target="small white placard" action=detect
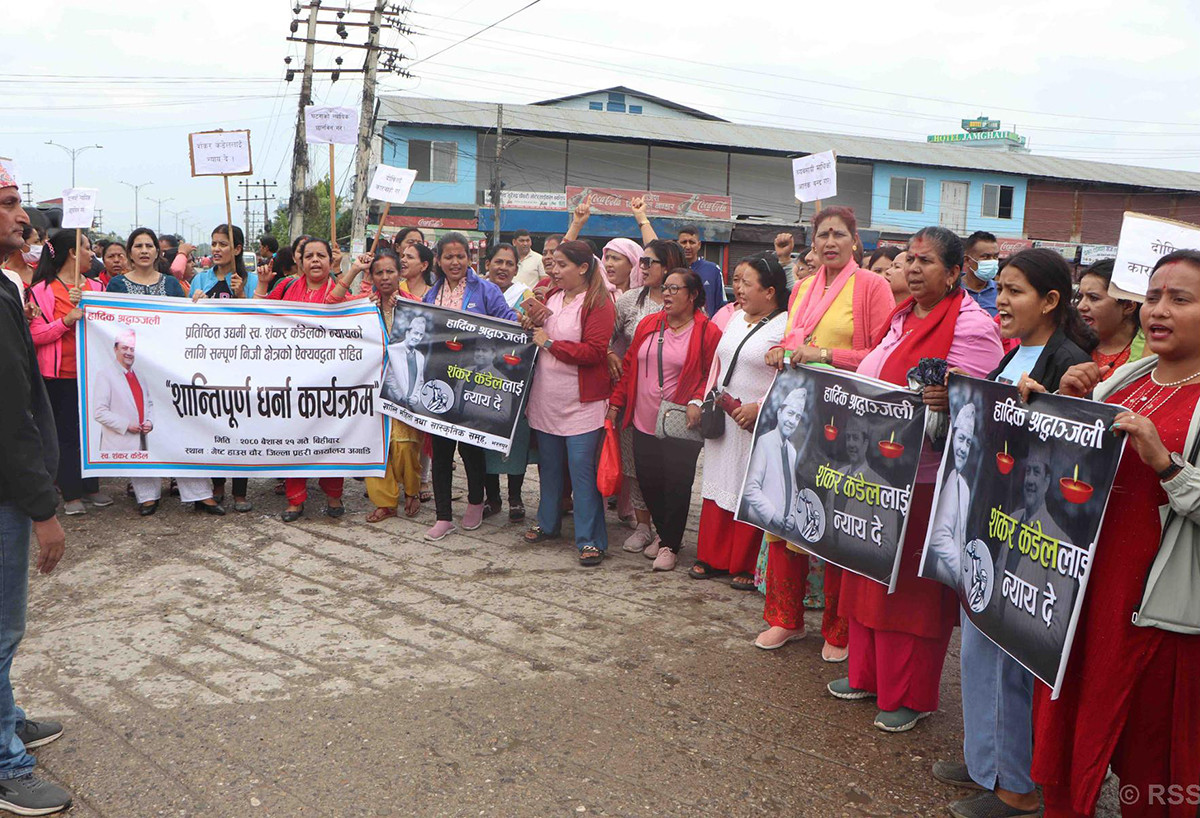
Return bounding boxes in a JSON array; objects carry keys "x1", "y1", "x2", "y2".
[
  {"x1": 61, "y1": 188, "x2": 99, "y2": 229},
  {"x1": 305, "y1": 106, "x2": 361, "y2": 145},
  {"x1": 367, "y1": 165, "x2": 418, "y2": 204},
  {"x1": 1111, "y1": 211, "x2": 1200, "y2": 298},
  {"x1": 792, "y1": 150, "x2": 838, "y2": 203},
  {"x1": 189, "y1": 130, "x2": 252, "y2": 176}
]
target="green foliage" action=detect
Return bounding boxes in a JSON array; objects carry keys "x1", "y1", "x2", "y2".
[{"x1": 266, "y1": 175, "x2": 349, "y2": 245}]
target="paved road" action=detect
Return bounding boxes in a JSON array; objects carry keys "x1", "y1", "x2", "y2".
[{"x1": 17, "y1": 469, "x2": 1117, "y2": 817}]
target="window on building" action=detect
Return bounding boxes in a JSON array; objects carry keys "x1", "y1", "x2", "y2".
[
  {"x1": 889, "y1": 177, "x2": 925, "y2": 212},
  {"x1": 588, "y1": 101, "x2": 603, "y2": 111},
  {"x1": 982, "y1": 184, "x2": 1015, "y2": 219},
  {"x1": 608, "y1": 91, "x2": 626, "y2": 104},
  {"x1": 607, "y1": 102, "x2": 626, "y2": 112},
  {"x1": 629, "y1": 105, "x2": 643, "y2": 114},
  {"x1": 408, "y1": 139, "x2": 458, "y2": 183}
]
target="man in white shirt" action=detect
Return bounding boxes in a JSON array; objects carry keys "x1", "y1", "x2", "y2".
[{"x1": 512, "y1": 229, "x2": 544, "y2": 288}]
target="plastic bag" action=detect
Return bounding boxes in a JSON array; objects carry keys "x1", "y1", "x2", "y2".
[{"x1": 596, "y1": 419, "x2": 623, "y2": 496}]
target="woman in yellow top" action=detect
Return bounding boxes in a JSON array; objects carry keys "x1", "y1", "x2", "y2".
[{"x1": 756, "y1": 206, "x2": 895, "y2": 661}]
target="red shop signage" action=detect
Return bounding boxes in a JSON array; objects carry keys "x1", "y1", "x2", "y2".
[{"x1": 565, "y1": 186, "x2": 732, "y2": 221}]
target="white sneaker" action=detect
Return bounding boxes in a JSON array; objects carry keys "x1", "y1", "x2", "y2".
[
  {"x1": 643, "y1": 537, "x2": 662, "y2": 559},
  {"x1": 622, "y1": 525, "x2": 655, "y2": 553},
  {"x1": 63, "y1": 500, "x2": 86, "y2": 516},
  {"x1": 652, "y1": 548, "x2": 676, "y2": 572},
  {"x1": 82, "y1": 492, "x2": 113, "y2": 507}
]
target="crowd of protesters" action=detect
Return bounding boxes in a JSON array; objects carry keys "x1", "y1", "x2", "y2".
[{"x1": 1, "y1": 157, "x2": 1196, "y2": 817}]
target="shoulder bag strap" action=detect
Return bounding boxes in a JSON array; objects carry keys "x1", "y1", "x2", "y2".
[{"x1": 721, "y1": 310, "x2": 782, "y2": 388}]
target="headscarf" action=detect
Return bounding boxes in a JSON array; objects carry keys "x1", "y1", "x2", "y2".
[{"x1": 603, "y1": 238, "x2": 644, "y2": 290}]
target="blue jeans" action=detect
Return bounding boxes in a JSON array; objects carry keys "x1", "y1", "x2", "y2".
[
  {"x1": 535, "y1": 429, "x2": 607, "y2": 552},
  {"x1": 960, "y1": 609, "x2": 1034, "y2": 793},
  {"x1": 0, "y1": 504, "x2": 35, "y2": 779}
]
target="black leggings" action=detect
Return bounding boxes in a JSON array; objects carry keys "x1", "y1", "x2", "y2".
[
  {"x1": 484, "y1": 473, "x2": 525, "y2": 506},
  {"x1": 44, "y1": 378, "x2": 98, "y2": 502},
  {"x1": 212, "y1": 477, "x2": 248, "y2": 498},
  {"x1": 632, "y1": 429, "x2": 702, "y2": 553},
  {"x1": 432, "y1": 435, "x2": 486, "y2": 521}
]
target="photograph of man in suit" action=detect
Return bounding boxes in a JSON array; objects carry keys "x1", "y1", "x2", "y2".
[
  {"x1": 382, "y1": 311, "x2": 430, "y2": 409},
  {"x1": 92, "y1": 329, "x2": 153, "y2": 452},
  {"x1": 741, "y1": 385, "x2": 812, "y2": 539}
]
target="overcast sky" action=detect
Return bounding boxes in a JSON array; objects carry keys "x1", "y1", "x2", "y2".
[{"x1": 7, "y1": 0, "x2": 1200, "y2": 241}]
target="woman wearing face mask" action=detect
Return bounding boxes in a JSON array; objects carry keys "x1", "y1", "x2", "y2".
[
  {"x1": 929, "y1": 249, "x2": 1093, "y2": 818},
  {"x1": 257, "y1": 238, "x2": 346, "y2": 521},
  {"x1": 28, "y1": 230, "x2": 109, "y2": 516},
  {"x1": 482, "y1": 243, "x2": 536, "y2": 521},
  {"x1": 610, "y1": 239, "x2": 686, "y2": 552},
  {"x1": 1017, "y1": 250, "x2": 1200, "y2": 818},
  {"x1": 105, "y1": 227, "x2": 223, "y2": 516},
  {"x1": 422, "y1": 232, "x2": 519, "y2": 541},
  {"x1": 758, "y1": 207, "x2": 894, "y2": 661},
  {"x1": 1074, "y1": 259, "x2": 1145, "y2": 379},
  {"x1": 834, "y1": 226, "x2": 1003, "y2": 734}
]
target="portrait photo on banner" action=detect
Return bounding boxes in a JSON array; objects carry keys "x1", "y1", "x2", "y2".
[
  {"x1": 378, "y1": 300, "x2": 538, "y2": 454},
  {"x1": 736, "y1": 366, "x2": 926, "y2": 590},
  {"x1": 920, "y1": 374, "x2": 1126, "y2": 694}
]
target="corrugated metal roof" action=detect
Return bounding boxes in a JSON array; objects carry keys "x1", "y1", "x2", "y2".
[{"x1": 378, "y1": 96, "x2": 1200, "y2": 193}]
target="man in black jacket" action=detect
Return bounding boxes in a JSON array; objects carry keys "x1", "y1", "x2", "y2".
[{"x1": 0, "y1": 163, "x2": 73, "y2": 815}]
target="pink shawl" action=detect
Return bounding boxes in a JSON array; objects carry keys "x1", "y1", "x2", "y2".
[{"x1": 787, "y1": 259, "x2": 862, "y2": 343}]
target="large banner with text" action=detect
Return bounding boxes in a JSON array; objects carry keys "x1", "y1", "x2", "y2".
[
  {"x1": 919, "y1": 375, "x2": 1126, "y2": 696},
  {"x1": 78, "y1": 292, "x2": 389, "y2": 477},
  {"x1": 377, "y1": 301, "x2": 537, "y2": 454},
  {"x1": 735, "y1": 366, "x2": 927, "y2": 591}
]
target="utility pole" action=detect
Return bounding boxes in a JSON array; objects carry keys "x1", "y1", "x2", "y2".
[
  {"x1": 120, "y1": 180, "x2": 152, "y2": 228},
  {"x1": 287, "y1": 1, "x2": 321, "y2": 240},
  {"x1": 93, "y1": 210, "x2": 103, "y2": 232},
  {"x1": 237, "y1": 180, "x2": 277, "y2": 238},
  {"x1": 491, "y1": 104, "x2": 503, "y2": 246},
  {"x1": 148, "y1": 196, "x2": 173, "y2": 234},
  {"x1": 284, "y1": 2, "x2": 412, "y2": 242},
  {"x1": 21, "y1": 182, "x2": 33, "y2": 204},
  {"x1": 350, "y1": 0, "x2": 386, "y2": 256}
]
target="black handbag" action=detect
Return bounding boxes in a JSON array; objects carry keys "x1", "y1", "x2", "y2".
[{"x1": 700, "y1": 312, "x2": 779, "y2": 440}]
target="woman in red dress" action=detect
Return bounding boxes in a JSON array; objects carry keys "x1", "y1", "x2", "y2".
[{"x1": 1025, "y1": 250, "x2": 1200, "y2": 817}]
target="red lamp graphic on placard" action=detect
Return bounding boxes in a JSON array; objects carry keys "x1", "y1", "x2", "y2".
[
  {"x1": 824, "y1": 417, "x2": 838, "y2": 441},
  {"x1": 878, "y1": 430, "x2": 904, "y2": 459},
  {"x1": 444, "y1": 335, "x2": 463, "y2": 352},
  {"x1": 503, "y1": 349, "x2": 522, "y2": 365},
  {"x1": 1060, "y1": 464, "x2": 1093, "y2": 504},
  {"x1": 996, "y1": 440, "x2": 1015, "y2": 475}
]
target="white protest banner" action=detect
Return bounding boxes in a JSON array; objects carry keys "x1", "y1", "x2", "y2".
[
  {"x1": 77, "y1": 292, "x2": 389, "y2": 478},
  {"x1": 1111, "y1": 211, "x2": 1200, "y2": 299},
  {"x1": 792, "y1": 150, "x2": 837, "y2": 203},
  {"x1": 188, "y1": 130, "x2": 253, "y2": 177},
  {"x1": 305, "y1": 106, "x2": 361, "y2": 145},
  {"x1": 61, "y1": 188, "x2": 99, "y2": 229},
  {"x1": 367, "y1": 165, "x2": 418, "y2": 205}
]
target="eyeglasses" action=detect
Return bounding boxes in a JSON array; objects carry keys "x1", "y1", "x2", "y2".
[
  {"x1": 638, "y1": 256, "x2": 662, "y2": 269},
  {"x1": 662, "y1": 283, "x2": 687, "y2": 294}
]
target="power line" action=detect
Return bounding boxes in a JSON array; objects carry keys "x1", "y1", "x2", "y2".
[{"x1": 407, "y1": 0, "x2": 544, "y2": 68}]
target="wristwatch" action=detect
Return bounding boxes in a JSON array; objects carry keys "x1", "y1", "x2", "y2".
[
  {"x1": 542, "y1": 339, "x2": 554, "y2": 350},
  {"x1": 819, "y1": 347, "x2": 831, "y2": 365},
  {"x1": 1158, "y1": 452, "x2": 1186, "y2": 481}
]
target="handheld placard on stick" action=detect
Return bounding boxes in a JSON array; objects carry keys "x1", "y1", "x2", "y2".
[
  {"x1": 370, "y1": 202, "x2": 391, "y2": 255},
  {"x1": 61, "y1": 187, "x2": 99, "y2": 287},
  {"x1": 365, "y1": 165, "x2": 419, "y2": 256},
  {"x1": 328, "y1": 143, "x2": 337, "y2": 248},
  {"x1": 187, "y1": 129, "x2": 253, "y2": 285},
  {"x1": 74, "y1": 228, "x2": 82, "y2": 288},
  {"x1": 223, "y1": 176, "x2": 237, "y2": 280}
]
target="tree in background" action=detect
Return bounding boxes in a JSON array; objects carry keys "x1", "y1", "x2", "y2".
[{"x1": 266, "y1": 176, "x2": 351, "y2": 246}]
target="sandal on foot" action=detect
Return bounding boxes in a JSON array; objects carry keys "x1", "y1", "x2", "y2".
[
  {"x1": 730, "y1": 572, "x2": 757, "y2": 591},
  {"x1": 579, "y1": 545, "x2": 604, "y2": 566},
  {"x1": 508, "y1": 503, "x2": 525, "y2": 522},
  {"x1": 367, "y1": 507, "x2": 397, "y2": 523},
  {"x1": 687, "y1": 560, "x2": 726, "y2": 580},
  {"x1": 281, "y1": 503, "x2": 305, "y2": 523},
  {"x1": 523, "y1": 526, "x2": 557, "y2": 543}
]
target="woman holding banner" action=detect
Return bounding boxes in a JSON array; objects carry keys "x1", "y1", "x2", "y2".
[
  {"x1": 610, "y1": 239, "x2": 683, "y2": 551},
  {"x1": 256, "y1": 238, "x2": 346, "y2": 522},
  {"x1": 422, "y1": 232, "x2": 518, "y2": 541},
  {"x1": 757, "y1": 206, "x2": 895, "y2": 661},
  {"x1": 104, "y1": 227, "x2": 224, "y2": 516},
  {"x1": 521, "y1": 240, "x2": 615, "y2": 566},
  {"x1": 607, "y1": 269, "x2": 719, "y2": 571},
  {"x1": 930, "y1": 248, "x2": 1092, "y2": 818},
  {"x1": 28, "y1": 230, "x2": 109, "y2": 515},
  {"x1": 830, "y1": 226, "x2": 1002, "y2": 733},
  {"x1": 690, "y1": 253, "x2": 788, "y2": 588},
  {"x1": 1074, "y1": 258, "x2": 1146, "y2": 379},
  {"x1": 1020, "y1": 250, "x2": 1200, "y2": 818}
]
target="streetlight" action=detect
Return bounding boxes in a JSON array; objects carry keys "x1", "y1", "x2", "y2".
[
  {"x1": 120, "y1": 181, "x2": 153, "y2": 228},
  {"x1": 167, "y1": 209, "x2": 188, "y2": 236},
  {"x1": 148, "y1": 196, "x2": 173, "y2": 235},
  {"x1": 45, "y1": 140, "x2": 102, "y2": 187}
]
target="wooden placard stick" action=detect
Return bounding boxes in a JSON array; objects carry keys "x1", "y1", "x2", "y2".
[
  {"x1": 74, "y1": 228, "x2": 82, "y2": 288},
  {"x1": 369, "y1": 202, "x2": 391, "y2": 255},
  {"x1": 223, "y1": 175, "x2": 238, "y2": 287},
  {"x1": 328, "y1": 143, "x2": 337, "y2": 246}
]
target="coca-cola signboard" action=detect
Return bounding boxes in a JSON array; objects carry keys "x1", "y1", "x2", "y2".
[
  {"x1": 565, "y1": 186, "x2": 732, "y2": 221},
  {"x1": 383, "y1": 214, "x2": 478, "y2": 230},
  {"x1": 997, "y1": 237, "x2": 1034, "y2": 257}
]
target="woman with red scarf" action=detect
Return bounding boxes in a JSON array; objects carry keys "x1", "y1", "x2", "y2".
[
  {"x1": 757, "y1": 206, "x2": 894, "y2": 662},
  {"x1": 831, "y1": 226, "x2": 1003, "y2": 733},
  {"x1": 1023, "y1": 250, "x2": 1200, "y2": 818}
]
